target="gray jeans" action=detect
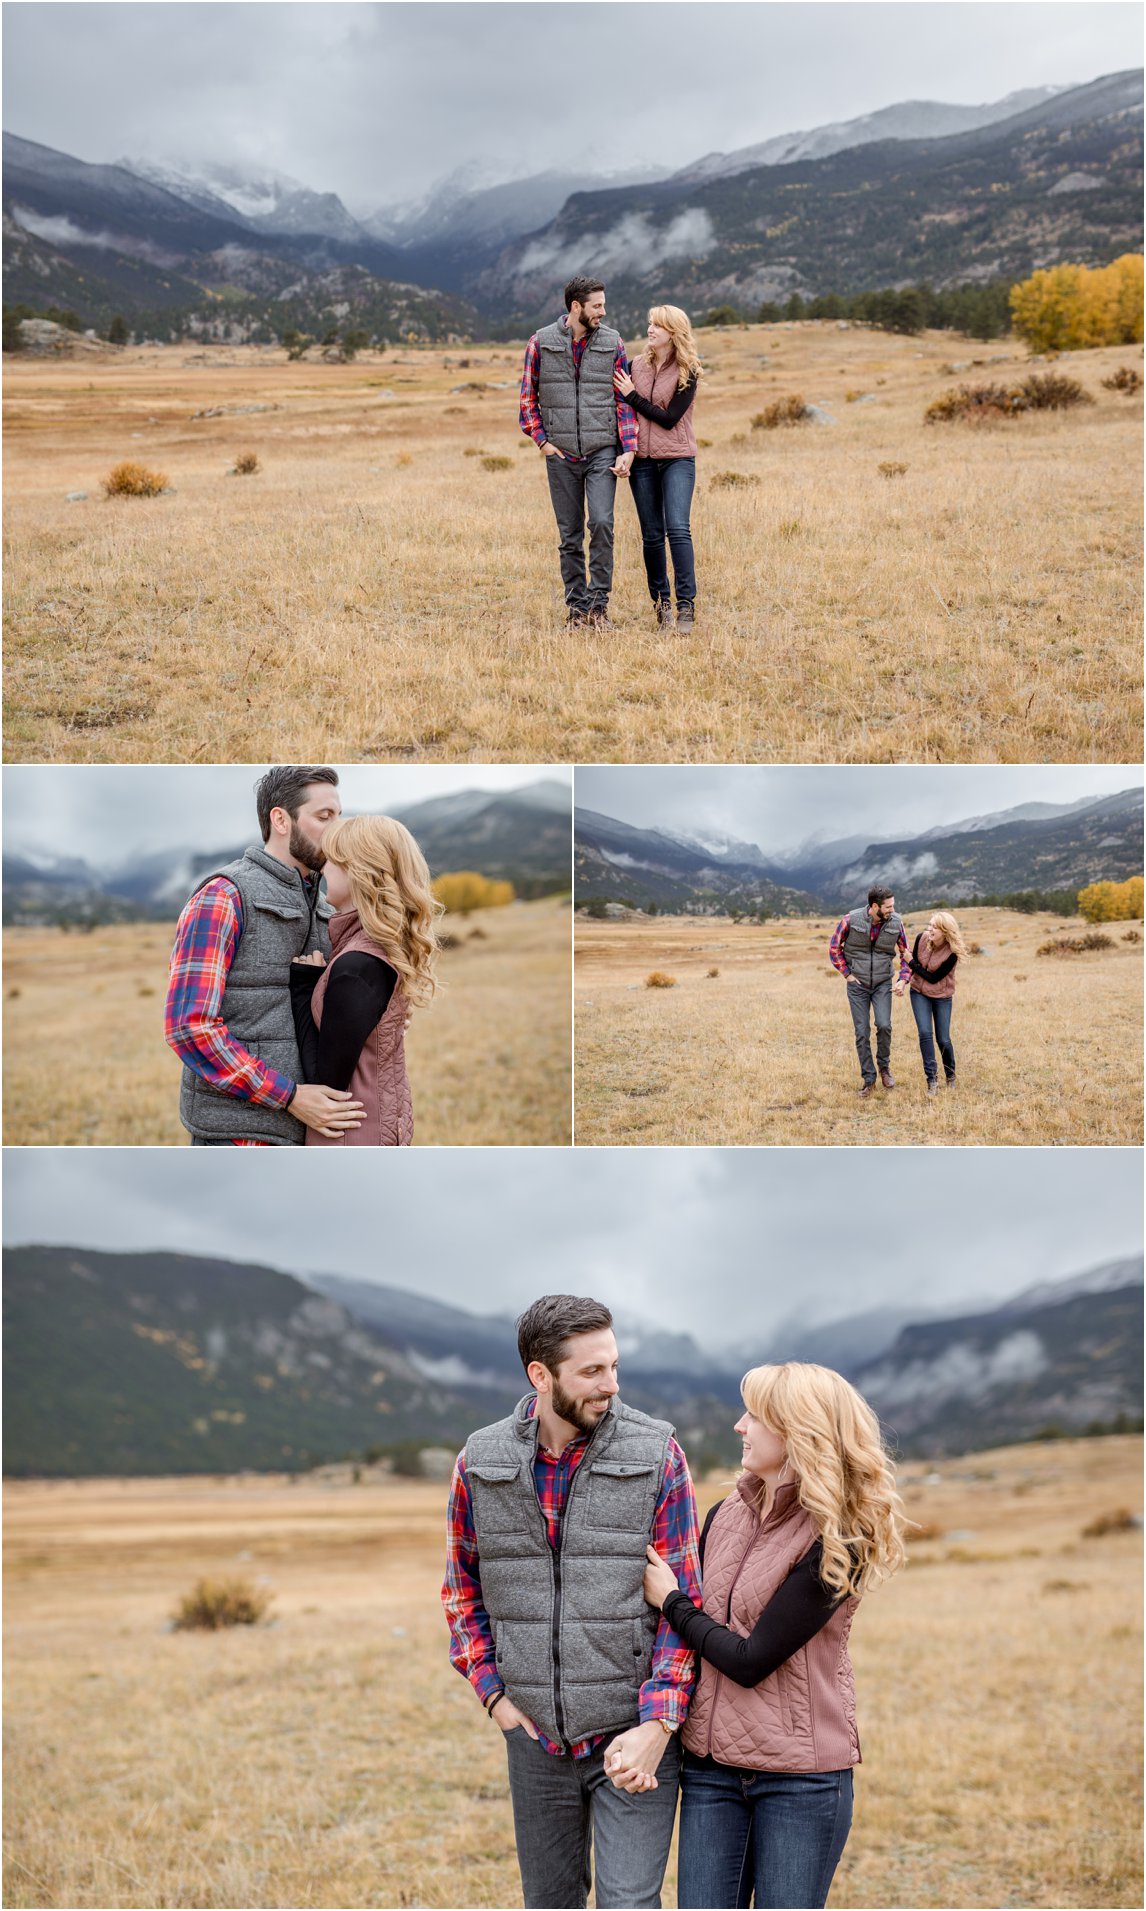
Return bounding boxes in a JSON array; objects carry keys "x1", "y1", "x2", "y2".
[
  {"x1": 545, "y1": 445, "x2": 618, "y2": 611},
  {"x1": 847, "y1": 979, "x2": 893, "y2": 1084},
  {"x1": 505, "y1": 1725, "x2": 680, "y2": 1909}
]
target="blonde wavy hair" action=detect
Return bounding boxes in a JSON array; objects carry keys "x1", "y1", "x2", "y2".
[
  {"x1": 321, "y1": 814, "x2": 442, "y2": 1009},
  {"x1": 926, "y1": 910, "x2": 968, "y2": 960},
  {"x1": 640, "y1": 304, "x2": 704, "y2": 390},
  {"x1": 740, "y1": 1362, "x2": 906, "y2": 1599}
]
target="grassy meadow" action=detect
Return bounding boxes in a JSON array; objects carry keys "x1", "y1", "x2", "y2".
[
  {"x1": 4, "y1": 326, "x2": 1141, "y2": 765},
  {"x1": 573, "y1": 907, "x2": 1144, "y2": 1145},
  {"x1": 3, "y1": 1435, "x2": 1141, "y2": 1909},
  {"x1": 2, "y1": 896, "x2": 571, "y2": 1146}
]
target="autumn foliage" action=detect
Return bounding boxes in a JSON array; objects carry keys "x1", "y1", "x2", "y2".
[
  {"x1": 431, "y1": 871, "x2": 515, "y2": 914},
  {"x1": 1009, "y1": 255, "x2": 1144, "y2": 353},
  {"x1": 1076, "y1": 877, "x2": 1144, "y2": 923}
]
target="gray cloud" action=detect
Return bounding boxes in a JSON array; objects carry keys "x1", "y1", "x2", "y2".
[{"x1": 519, "y1": 211, "x2": 716, "y2": 281}]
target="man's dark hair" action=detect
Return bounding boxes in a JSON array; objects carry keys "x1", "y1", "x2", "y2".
[
  {"x1": 868, "y1": 883, "x2": 895, "y2": 908},
  {"x1": 255, "y1": 765, "x2": 339, "y2": 842},
  {"x1": 516, "y1": 1295, "x2": 614, "y2": 1376},
  {"x1": 564, "y1": 275, "x2": 605, "y2": 313}
]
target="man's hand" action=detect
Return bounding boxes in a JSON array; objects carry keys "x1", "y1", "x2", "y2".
[
  {"x1": 292, "y1": 951, "x2": 327, "y2": 968},
  {"x1": 846, "y1": 974, "x2": 865, "y2": 988},
  {"x1": 288, "y1": 1083, "x2": 365, "y2": 1137},
  {"x1": 604, "y1": 1721, "x2": 672, "y2": 1793},
  {"x1": 643, "y1": 1544, "x2": 680, "y2": 1610},
  {"x1": 893, "y1": 980, "x2": 907, "y2": 997},
  {"x1": 611, "y1": 451, "x2": 634, "y2": 478},
  {"x1": 490, "y1": 1695, "x2": 540, "y2": 1740},
  {"x1": 541, "y1": 442, "x2": 565, "y2": 460}
]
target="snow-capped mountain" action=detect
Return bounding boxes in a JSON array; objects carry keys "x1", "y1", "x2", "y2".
[{"x1": 119, "y1": 155, "x2": 370, "y2": 243}]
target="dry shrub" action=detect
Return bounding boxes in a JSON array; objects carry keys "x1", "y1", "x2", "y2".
[
  {"x1": 778, "y1": 519, "x2": 802, "y2": 541},
  {"x1": 468, "y1": 925, "x2": 488, "y2": 940},
  {"x1": 481, "y1": 455, "x2": 512, "y2": 472},
  {"x1": 878, "y1": 461, "x2": 908, "y2": 478},
  {"x1": 437, "y1": 931, "x2": 461, "y2": 951},
  {"x1": 233, "y1": 450, "x2": 260, "y2": 475},
  {"x1": 395, "y1": 451, "x2": 412, "y2": 467},
  {"x1": 710, "y1": 471, "x2": 759, "y2": 489},
  {"x1": 463, "y1": 447, "x2": 483, "y2": 458},
  {"x1": 753, "y1": 394, "x2": 809, "y2": 429},
  {"x1": 908, "y1": 1520, "x2": 945, "y2": 1541},
  {"x1": 1037, "y1": 931, "x2": 1116, "y2": 956},
  {"x1": 644, "y1": 971, "x2": 677, "y2": 989},
  {"x1": 171, "y1": 1575, "x2": 272, "y2": 1631},
  {"x1": 1017, "y1": 371, "x2": 1094, "y2": 412},
  {"x1": 1082, "y1": 1508, "x2": 1139, "y2": 1539},
  {"x1": 925, "y1": 384, "x2": 1022, "y2": 424},
  {"x1": 101, "y1": 459, "x2": 168, "y2": 497},
  {"x1": 969, "y1": 942, "x2": 984, "y2": 955},
  {"x1": 1122, "y1": 928, "x2": 1141, "y2": 942},
  {"x1": 1101, "y1": 366, "x2": 1143, "y2": 395},
  {"x1": 706, "y1": 966, "x2": 720, "y2": 978}
]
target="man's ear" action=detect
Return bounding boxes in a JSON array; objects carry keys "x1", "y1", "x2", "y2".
[{"x1": 527, "y1": 1359, "x2": 551, "y2": 1397}]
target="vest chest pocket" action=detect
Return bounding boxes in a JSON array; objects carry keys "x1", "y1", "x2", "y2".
[
  {"x1": 586, "y1": 1460, "x2": 657, "y2": 1531},
  {"x1": 468, "y1": 1463, "x2": 527, "y2": 1535}
]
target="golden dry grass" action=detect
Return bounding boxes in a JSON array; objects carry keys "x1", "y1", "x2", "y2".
[
  {"x1": 2, "y1": 898, "x2": 571, "y2": 1146},
  {"x1": 574, "y1": 907, "x2": 1144, "y2": 1145},
  {"x1": 3, "y1": 1435, "x2": 1141, "y2": 1908},
  {"x1": 4, "y1": 328, "x2": 1140, "y2": 764}
]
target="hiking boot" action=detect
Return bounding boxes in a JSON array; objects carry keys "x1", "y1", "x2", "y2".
[
  {"x1": 588, "y1": 607, "x2": 617, "y2": 631},
  {"x1": 927, "y1": 1078, "x2": 940, "y2": 1098},
  {"x1": 879, "y1": 1068, "x2": 896, "y2": 1089},
  {"x1": 655, "y1": 599, "x2": 673, "y2": 628},
  {"x1": 566, "y1": 608, "x2": 588, "y2": 629},
  {"x1": 677, "y1": 601, "x2": 696, "y2": 632},
  {"x1": 858, "y1": 1081, "x2": 875, "y2": 1100},
  {"x1": 945, "y1": 1074, "x2": 956, "y2": 1089}
]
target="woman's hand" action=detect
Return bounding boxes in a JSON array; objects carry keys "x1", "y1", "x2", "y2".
[
  {"x1": 613, "y1": 367, "x2": 635, "y2": 397},
  {"x1": 292, "y1": 951, "x2": 327, "y2": 968},
  {"x1": 643, "y1": 1544, "x2": 680, "y2": 1609}
]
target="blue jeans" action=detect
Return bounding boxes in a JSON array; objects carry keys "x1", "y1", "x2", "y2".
[
  {"x1": 910, "y1": 990, "x2": 955, "y2": 1082},
  {"x1": 677, "y1": 1756, "x2": 853, "y2": 1909},
  {"x1": 629, "y1": 456, "x2": 697, "y2": 607},
  {"x1": 505, "y1": 1725, "x2": 680, "y2": 1908}
]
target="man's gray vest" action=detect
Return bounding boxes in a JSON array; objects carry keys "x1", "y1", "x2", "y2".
[
  {"x1": 842, "y1": 906, "x2": 904, "y2": 990},
  {"x1": 536, "y1": 317, "x2": 622, "y2": 458},
  {"x1": 465, "y1": 1394, "x2": 673, "y2": 1745},
  {"x1": 178, "y1": 846, "x2": 333, "y2": 1144}
]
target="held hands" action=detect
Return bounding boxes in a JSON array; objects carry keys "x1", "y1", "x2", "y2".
[
  {"x1": 292, "y1": 951, "x2": 327, "y2": 968},
  {"x1": 613, "y1": 367, "x2": 635, "y2": 397},
  {"x1": 288, "y1": 1083, "x2": 365, "y2": 1138},
  {"x1": 893, "y1": 980, "x2": 907, "y2": 997},
  {"x1": 604, "y1": 1721, "x2": 670, "y2": 1793},
  {"x1": 490, "y1": 1695, "x2": 539, "y2": 1740},
  {"x1": 611, "y1": 451, "x2": 634, "y2": 478},
  {"x1": 643, "y1": 1544, "x2": 680, "y2": 1610}
]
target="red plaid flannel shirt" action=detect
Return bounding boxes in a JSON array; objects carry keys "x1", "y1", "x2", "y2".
[{"x1": 519, "y1": 318, "x2": 639, "y2": 457}]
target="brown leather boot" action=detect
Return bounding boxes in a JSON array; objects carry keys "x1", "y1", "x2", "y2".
[
  {"x1": 677, "y1": 602, "x2": 696, "y2": 631},
  {"x1": 880, "y1": 1068, "x2": 896, "y2": 1089},
  {"x1": 656, "y1": 599, "x2": 673, "y2": 628},
  {"x1": 858, "y1": 1082, "x2": 875, "y2": 1099}
]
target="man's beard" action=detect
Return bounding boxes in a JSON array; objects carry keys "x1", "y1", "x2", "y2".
[
  {"x1": 551, "y1": 1379, "x2": 611, "y2": 1437},
  {"x1": 290, "y1": 822, "x2": 326, "y2": 872},
  {"x1": 581, "y1": 311, "x2": 601, "y2": 332}
]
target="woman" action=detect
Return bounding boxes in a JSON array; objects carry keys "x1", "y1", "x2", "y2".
[
  {"x1": 909, "y1": 909, "x2": 966, "y2": 1095},
  {"x1": 614, "y1": 304, "x2": 702, "y2": 630},
  {"x1": 642, "y1": 1363, "x2": 905, "y2": 1910},
  {"x1": 290, "y1": 815, "x2": 440, "y2": 1145}
]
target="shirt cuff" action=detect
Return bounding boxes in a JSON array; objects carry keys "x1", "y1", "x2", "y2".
[
  {"x1": 640, "y1": 1688, "x2": 690, "y2": 1729},
  {"x1": 471, "y1": 1663, "x2": 505, "y2": 1710},
  {"x1": 250, "y1": 1069, "x2": 295, "y2": 1110}
]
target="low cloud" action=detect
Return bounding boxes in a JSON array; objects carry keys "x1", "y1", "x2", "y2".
[
  {"x1": 518, "y1": 208, "x2": 715, "y2": 283},
  {"x1": 864, "y1": 1330, "x2": 1048, "y2": 1408},
  {"x1": 10, "y1": 204, "x2": 174, "y2": 265},
  {"x1": 841, "y1": 850, "x2": 939, "y2": 889}
]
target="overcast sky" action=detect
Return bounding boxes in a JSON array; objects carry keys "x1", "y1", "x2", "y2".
[
  {"x1": 4, "y1": 1149, "x2": 1141, "y2": 1346},
  {"x1": 575, "y1": 766, "x2": 1142, "y2": 855},
  {"x1": 3, "y1": 764, "x2": 569, "y2": 867},
  {"x1": 5, "y1": 3, "x2": 1140, "y2": 207}
]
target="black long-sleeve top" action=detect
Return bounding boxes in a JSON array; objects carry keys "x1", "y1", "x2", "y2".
[
  {"x1": 289, "y1": 953, "x2": 396, "y2": 1092},
  {"x1": 661, "y1": 1503, "x2": 844, "y2": 1688},
  {"x1": 624, "y1": 369, "x2": 698, "y2": 431}
]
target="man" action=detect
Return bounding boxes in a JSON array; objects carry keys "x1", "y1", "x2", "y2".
[
  {"x1": 519, "y1": 275, "x2": 638, "y2": 629},
  {"x1": 442, "y1": 1294, "x2": 702, "y2": 1910},
  {"x1": 165, "y1": 764, "x2": 364, "y2": 1145},
  {"x1": 829, "y1": 883, "x2": 911, "y2": 1098}
]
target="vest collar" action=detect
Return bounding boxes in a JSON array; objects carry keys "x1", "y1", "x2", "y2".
[
  {"x1": 327, "y1": 907, "x2": 363, "y2": 956},
  {"x1": 736, "y1": 1471, "x2": 801, "y2": 1526},
  {"x1": 242, "y1": 843, "x2": 315, "y2": 891}
]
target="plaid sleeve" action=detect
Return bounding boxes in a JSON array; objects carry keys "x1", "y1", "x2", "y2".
[
  {"x1": 896, "y1": 926, "x2": 912, "y2": 985},
  {"x1": 829, "y1": 915, "x2": 851, "y2": 974},
  {"x1": 165, "y1": 880, "x2": 295, "y2": 1108},
  {"x1": 639, "y1": 1437, "x2": 701, "y2": 1728},
  {"x1": 519, "y1": 334, "x2": 546, "y2": 445},
  {"x1": 442, "y1": 1454, "x2": 504, "y2": 1710},
  {"x1": 614, "y1": 338, "x2": 638, "y2": 455}
]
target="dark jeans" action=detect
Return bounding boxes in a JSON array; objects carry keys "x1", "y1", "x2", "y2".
[
  {"x1": 505, "y1": 1724, "x2": 680, "y2": 1909},
  {"x1": 545, "y1": 446, "x2": 618, "y2": 612},
  {"x1": 629, "y1": 455, "x2": 697, "y2": 607},
  {"x1": 190, "y1": 1136, "x2": 239, "y2": 1146},
  {"x1": 911, "y1": 990, "x2": 956, "y2": 1082},
  {"x1": 846, "y1": 979, "x2": 892, "y2": 1085},
  {"x1": 677, "y1": 1756, "x2": 853, "y2": 1909}
]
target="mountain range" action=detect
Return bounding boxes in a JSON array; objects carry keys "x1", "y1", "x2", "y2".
[
  {"x1": 574, "y1": 786, "x2": 1143, "y2": 915},
  {"x1": 2, "y1": 779, "x2": 571, "y2": 925},
  {"x1": 5, "y1": 71, "x2": 1140, "y2": 336},
  {"x1": 3, "y1": 1248, "x2": 1140, "y2": 1475}
]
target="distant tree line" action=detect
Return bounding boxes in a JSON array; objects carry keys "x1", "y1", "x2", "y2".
[{"x1": 703, "y1": 279, "x2": 1017, "y2": 340}]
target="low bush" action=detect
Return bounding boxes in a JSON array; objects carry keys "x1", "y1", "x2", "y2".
[
  {"x1": 172, "y1": 1576, "x2": 272, "y2": 1631},
  {"x1": 1037, "y1": 931, "x2": 1116, "y2": 956},
  {"x1": 752, "y1": 394, "x2": 808, "y2": 429},
  {"x1": 1122, "y1": 929, "x2": 1141, "y2": 943},
  {"x1": 1016, "y1": 371, "x2": 1094, "y2": 412},
  {"x1": 710, "y1": 471, "x2": 759, "y2": 489},
  {"x1": 644, "y1": 971, "x2": 677, "y2": 989},
  {"x1": 233, "y1": 450, "x2": 260, "y2": 475},
  {"x1": 1082, "y1": 1508, "x2": 1138, "y2": 1539},
  {"x1": 925, "y1": 384, "x2": 1022, "y2": 424},
  {"x1": 706, "y1": 966, "x2": 720, "y2": 978},
  {"x1": 481, "y1": 455, "x2": 513, "y2": 471},
  {"x1": 102, "y1": 460, "x2": 168, "y2": 497},
  {"x1": 1101, "y1": 366, "x2": 1143, "y2": 395},
  {"x1": 878, "y1": 461, "x2": 908, "y2": 477}
]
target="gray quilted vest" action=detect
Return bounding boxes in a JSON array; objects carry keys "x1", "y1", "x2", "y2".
[
  {"x1": 177, "y1": 846, "x2": 333, "y2": 1144},
  {"x1": 842, "y1": 906, "x2": 904, "y2": 990},
  {"x1": 465, "y1": 1394, "x2": 672, "y2": 1746},
  {"x1": 536, "y1": 317, "x2": 622, "y2": 457}
]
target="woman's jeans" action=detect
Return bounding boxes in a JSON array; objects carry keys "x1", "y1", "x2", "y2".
[
  {"x1": 677, "y1": 1756, "x2": 853, "y2": 1909},
  {"x1": 910, "y1": 989, "x2": 956, "y2": 1082},
  {"x1": 629, "y1": 456, "x2": 696, "y2": 607}
]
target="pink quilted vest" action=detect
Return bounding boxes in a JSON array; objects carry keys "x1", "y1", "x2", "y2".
[
  {"x1": 307, "y1": 909, "x2": 413, "y2": 1147},
  {"x1": 630, "y1": 352, "x2": 697, "y2": 460},
  {"x1": 682, "y1": 1476, "x2": 861, "y2": 1773}
]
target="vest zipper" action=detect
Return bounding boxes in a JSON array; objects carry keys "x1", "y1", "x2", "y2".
[
  {"x1": 573, "y1": 331, "x2": 584, "y2": 459},
  {"x1": 541, "y1": 1420, "x2": 601, "y2": 1752}
]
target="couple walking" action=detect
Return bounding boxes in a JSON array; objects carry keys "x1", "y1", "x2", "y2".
[
  {"x1": 443, "y1": 1295, "x2": 905, "y2": 1909},
  {"x1": 520, "y1": 274, "x2": 702, "y2": 630},
  {"x1": 164, "y1": 765, "x2": 439, "y2": 1145},
  {"x1": 829, "y1": 886, "x2": 967, "y2": 1097}
]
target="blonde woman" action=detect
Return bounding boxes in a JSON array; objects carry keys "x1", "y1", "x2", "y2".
[
  {"x1": 614, "y1": 304, "x2": 703, "y2": 630},
  {"x1": 909, "y1": 909, "x2": 967, "y2": 1096},
  {"x1": 289, "y1": 816, "x2": 441, "y2": 1146},
  {"x1": 641, "y1": 1363, "x2": 905, "y2": 1909}
]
